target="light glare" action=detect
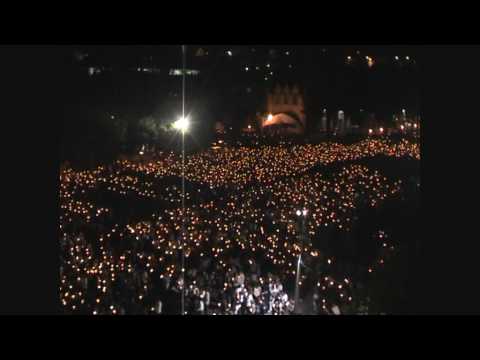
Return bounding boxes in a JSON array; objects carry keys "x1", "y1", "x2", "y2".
[{"x1": 173, "y1": 117, "x2": 190, "y2": 133}]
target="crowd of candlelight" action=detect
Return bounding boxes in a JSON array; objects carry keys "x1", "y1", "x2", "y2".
[{"x1": 60, "y1": 138, "x2": 419, "y2": 315}]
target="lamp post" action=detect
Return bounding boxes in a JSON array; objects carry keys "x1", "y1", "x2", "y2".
[
  {"x1": 172, "y1": 45, "x2": 189, "y2": 315},
  {"x1": 172, "y1": 115, "x2": 189, "y2": 315},
  {"x1": 294, "y1": 208, "x2": 308, "y2": 314},
  {"x1": 181, "y1": 45, "x2": 186, "y2": 316}
]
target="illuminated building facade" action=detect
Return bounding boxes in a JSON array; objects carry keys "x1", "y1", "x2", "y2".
[{"x1": 262, "y1": 84, "x2": 306, "y2": 135}]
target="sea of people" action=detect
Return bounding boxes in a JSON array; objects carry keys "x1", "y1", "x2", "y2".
[{"x1": 59, "y1": 138, "x2": 419, "y2": 315}]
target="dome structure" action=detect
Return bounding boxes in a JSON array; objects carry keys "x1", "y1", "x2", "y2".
[{"x1": 262, "y1": 113, "x2": 304, "y2": 135}]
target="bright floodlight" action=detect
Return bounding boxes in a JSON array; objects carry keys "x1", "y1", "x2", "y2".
[
  {"x1": 267, "y1": 114, "x2": 273, "y2": 121},
  {"x1": 173, "y1": 116, "x2": 190, "y2": 133},
  {"x1": 296, "y1": 210, "x2": 302, "y2": 216},
  {"x1": 302, "y1": 209, "x2": 308, "y2": 216}
]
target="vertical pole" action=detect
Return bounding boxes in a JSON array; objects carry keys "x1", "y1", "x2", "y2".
[
  {"x1": 294, "y1": 251, "x2": 302, "y2": 313},
  {"x1": 182, "y1": 45, "x2": 186, "y2": 121},
  {"x1": 181, "y1": 45, "x2": 186, "y2": 315},
  {"x1": 294, "y1": 215, "x2": 304, "y2": 314},
  {"x1": 181, "y1": 131, "x2": 185, "y2": 315}
]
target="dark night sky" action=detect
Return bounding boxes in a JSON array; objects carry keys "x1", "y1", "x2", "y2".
[{"x1": 65, "y1": 44, "x2": 421, "y2": 116}]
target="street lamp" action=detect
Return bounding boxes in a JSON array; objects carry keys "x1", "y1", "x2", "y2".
[
  {"x1": 173, "y1": 116, "x2": 190, "y2": 133},
  {"x1": 176, "y1": 45, "x2": 188, "y2": 315},
  {"x1": 294, "y1": 208, "x2": 308, "y2": 314}
]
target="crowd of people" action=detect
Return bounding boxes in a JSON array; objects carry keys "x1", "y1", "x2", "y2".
[
  {"x1": 63, "y1": 138, "x2": 418, "y2": 190},
  {"x1": 59, "y1": 138, "x2": 419, "y2": 315}
]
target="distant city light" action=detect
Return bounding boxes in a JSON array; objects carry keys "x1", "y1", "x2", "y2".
[
  {"x1": 368, "y1": 129, "x2": 373, "y2": 135},
  {"x1": 413, "y1": 123, "x2": 418, "y2": 129},
  {"x1": 226, "y1": 50, "x2": 233, "y2": 56},
  {"x1": 406, "y1": 56, "x2": 410, "y2": 60},
  {"x1": 296, "y1": 210, "x2": 302, "y2": 216},
  {"x1": 367, "y1": 56, "x2": 374, "y2": 68},
  {"x1": 245, "y1": 66, "x2": 249, "y2": 71},
  {"x1": 267, "y1": 114, "x2": 273, "y2": 121},
  {"x1": 266, "y1": 64, "x2": 270, "y2": 68},
  {"x1": 400, "y1": 125, "x2": 405, "y2": 130},
  {"x1": 288, "y1": 64, "x2": 293, "y2": 68},
  {"x1": 379, "y1": 127, "x2": 384, "y2": 133},
  {"x1": 88, "y1": 67, "x2": 102, "y2": 76},
  {"x1": 302, "y1": 209, "x2": 308, "y2": 216},
  {"x1": 285, "y1": 51, "x2": 290, "y2": 55},
  {"x1": 169, "y1": 69, "x2": 199, "y2": 76}
]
